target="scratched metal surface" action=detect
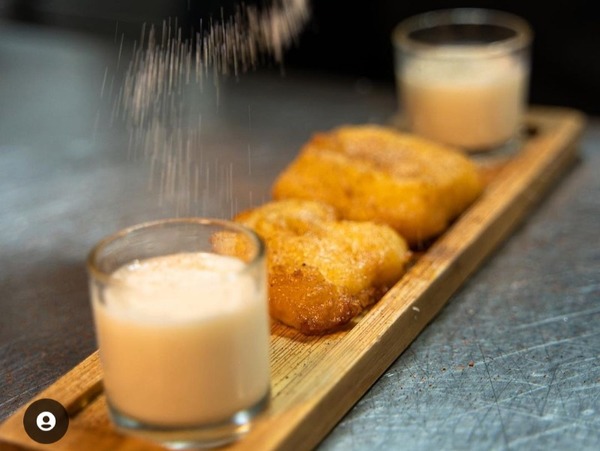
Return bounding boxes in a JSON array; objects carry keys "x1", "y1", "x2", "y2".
[{"x1": 1, "y1": 23, "x2": 599, "y2": 451}]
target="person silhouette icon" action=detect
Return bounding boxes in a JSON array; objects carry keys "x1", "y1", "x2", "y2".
[
  {"x1": 36, "y1": 411, "x2": 56, "y2": 431},
  {"x1": 23, "y1": 399, "x2": 68, "y2": 444}
]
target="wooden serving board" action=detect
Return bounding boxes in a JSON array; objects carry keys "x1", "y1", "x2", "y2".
[{"x1": 0, "y1": 107, "x2": 585, "y2": 451}]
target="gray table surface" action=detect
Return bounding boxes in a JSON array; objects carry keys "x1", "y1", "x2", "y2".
[{"x1": 1, "y1": 23, "x2": 598, "y2": 451}]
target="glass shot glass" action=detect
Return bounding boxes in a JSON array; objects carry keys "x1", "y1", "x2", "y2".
[
  {"x1": 392, "y1": 8, "x2": 532, "y2": 154},
  {"x1": 87, "y1": 218, "x2": 270, "y2": 449}
]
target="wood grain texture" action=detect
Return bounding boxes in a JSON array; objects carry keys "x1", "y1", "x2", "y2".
[{"x1": 0, "y1": 107, "x2": 585, "y2": 451}]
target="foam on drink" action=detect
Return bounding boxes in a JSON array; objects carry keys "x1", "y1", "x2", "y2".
[{"x1": 92, "y1": 252, "x2": 270, "y2": 426}]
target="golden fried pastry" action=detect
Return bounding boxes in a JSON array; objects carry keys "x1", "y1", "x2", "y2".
[
  {"x1": 272, "y1": 125, "x2": 484, "y2": 247},
  {"x1": 234, "y1": 199, "x2": 411, "y2": 334}
]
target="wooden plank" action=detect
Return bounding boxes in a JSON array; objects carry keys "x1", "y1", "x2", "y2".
[{"x1": 0, "y1": 107, "x2": 586, "y2": 451}]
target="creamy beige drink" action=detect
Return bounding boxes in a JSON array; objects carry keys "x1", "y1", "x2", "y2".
[
  {"x1": 91, "y1": 252, "x2": 270, "y2": 426},
  {"x1": 400, "y1": 52, "x2": 527, "y2": 151},
  {"x1": 393, "y1": 8, "x2": 532, "y2": 153}
]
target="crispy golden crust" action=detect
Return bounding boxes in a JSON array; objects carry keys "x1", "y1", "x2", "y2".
[
  {"x1": 234, "y1": 199, "x2": 411, "y2": 334},
  {"x1": 272, "y1": 125, "x2": 484, "y2": 247}
]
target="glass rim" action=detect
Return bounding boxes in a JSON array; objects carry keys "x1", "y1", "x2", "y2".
[
  {"x1": 392, "y1": 8, "x2": 532, "y2": 56},
  {"x1": 86, "y1": 217, "x2": 265, "y2": 285}
]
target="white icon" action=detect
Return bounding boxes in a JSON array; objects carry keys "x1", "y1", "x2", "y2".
[{"x1": 36, "y1": 411, "x2": 56, "y2": 431}]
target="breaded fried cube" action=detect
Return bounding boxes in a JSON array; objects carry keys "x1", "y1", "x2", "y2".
[
  {"x1": 272, "y1": 125, "x2": 484, "y2": 247},
  {"x1": 235, "y1": 199, "x2": 411, "y2": 334}
]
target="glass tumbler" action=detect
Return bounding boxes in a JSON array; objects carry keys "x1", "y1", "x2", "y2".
[
  {"x1": 87, "y1": 218, "x2": 270, "y2": 449},
  {"x1": 393, "y1": 8, "x2": 532, "y2": 154}
]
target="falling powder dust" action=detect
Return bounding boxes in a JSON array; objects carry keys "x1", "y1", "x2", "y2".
[{"x1": 106, "y1": 0, "x2": 311, "y2": 215}]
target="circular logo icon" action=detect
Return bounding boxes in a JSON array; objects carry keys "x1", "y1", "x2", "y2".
[
  {"x1": 23, "y1": 399, "x2": 69, "y2": 444},
  {"x1": 36, "y1": 411, "x2": 56, "y2": 431}
]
